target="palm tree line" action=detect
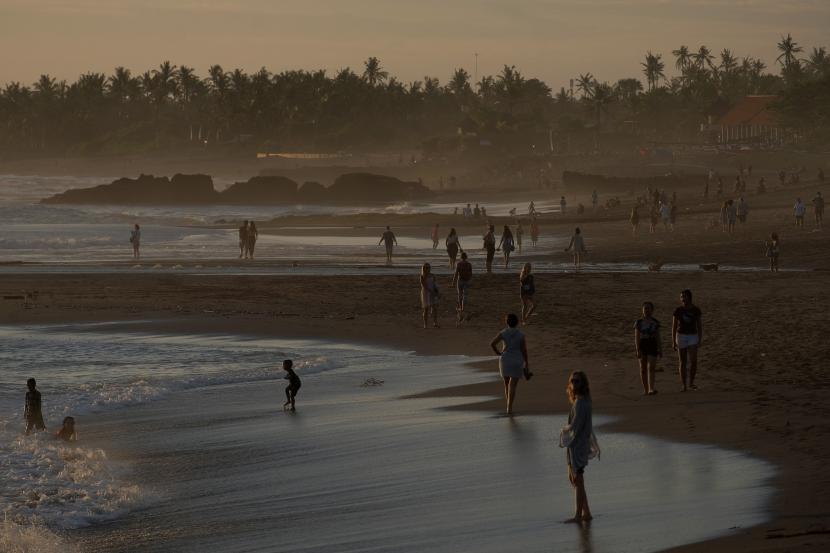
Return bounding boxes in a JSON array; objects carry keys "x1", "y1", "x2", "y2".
[{"x1": 1, "y1": 36, "x2": 828, "y2": 156}]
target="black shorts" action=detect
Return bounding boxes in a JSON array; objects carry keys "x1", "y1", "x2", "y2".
[{"x1": 638, "y1": 339, "x2": 659, "y2": 358}]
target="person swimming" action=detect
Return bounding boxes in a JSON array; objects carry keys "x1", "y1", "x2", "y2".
[
  {"x1": 55, "y1": 416, "x2": 77, "y2": 442},
  {"x1": 282, "y1": 360, "x2": 302, "y2": 412}
]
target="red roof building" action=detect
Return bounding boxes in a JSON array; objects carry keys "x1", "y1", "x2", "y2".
[{"x1": 716, "y1": 95, "x2": 784, "y2": 144}]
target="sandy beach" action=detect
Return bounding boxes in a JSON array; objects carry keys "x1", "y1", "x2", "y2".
[{"x1": 1, "y1": 259, "x2": 828, "y2": 551}]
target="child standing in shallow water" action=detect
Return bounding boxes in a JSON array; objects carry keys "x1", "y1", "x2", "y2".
[
  {"x1": 24, "y1": 378, "x2": 46, "y2": 434},
  {"x1": 282, "y1": 360, "x2": 301, "y2": 412},
  {"x1": 55, "y1": 416, "x2": 77, "y2": 441}
]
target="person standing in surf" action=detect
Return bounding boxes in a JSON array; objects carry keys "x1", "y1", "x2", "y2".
[
  {"x1": 379, "y1": 226, "x2": 398, "y2": 264},
  {"x1": 445, "y1": 228, "x2": 461, "y2": 270},
  {"x1": 562, "y1": 370, "x2": 594, "y2": 523},
  {"x1": 24, "y1": 378, "x2": 46, "y2": 434},
  {"x1": 497, "y1": 225, "x2": 515, "y2": 269},
  {"x1": 419, "y1": 263, "x2": 440, "y2": 328},
  {"x1": 490, "y1": 314, "x2": 531, "y2": 415},
  {"x1": 238, "y1": 220, "x2": 248, "y2": 259},
  {"x1": 635, "y1": 302, "x2": 661, "y2": 395},
  {"x1": 530, "y1": 219, "x2": 540, "y2": 247},
  {"x1": 516, "y1": 221, "x2": 524, "y2": 254},
  {"x1": 247, "y1": 221, "x2": 259, "y2": 259},
  {"x1": 431, "y1": 223, "x2": 440, "y2": 249},
  {"x1": 672, "y1": 289, "x2": 702, "y2": 392},
  {"x1": 130, "y1": 224, "x2": 141, "y2": 259},
  {"x1": 483, "y1": 224, "x2": 496, "y2": 274},
  {"x1": 564, "y1": 227, "x2": 587, "y2": 270},
  {"x1": 282, "y1": 360, "x2": 301, "y2": 412},
  {"x1": 630, "y1": 206, "x2": 640, "y2": 237}
]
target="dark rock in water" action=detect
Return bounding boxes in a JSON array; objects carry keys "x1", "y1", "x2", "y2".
[
  {"x1": 328, "y1": 173, "x2": 432, "y2": 202},
  {"x1": 298, "y1": 181, "x2": 327, "y2": 202},
  {"x1": 41, "y1": 171, "x2": 432, "y2": 205},
  {"x1": 41, "y1": 173, "x2": 218, "y2": 205},
  {"x1": 220, "y1": 176, "x2": 298, "y2": 204}
]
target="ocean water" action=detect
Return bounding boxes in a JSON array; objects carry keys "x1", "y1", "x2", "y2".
[{"x1": 0, "y1": 323, "x2": 775, "y2": 552}]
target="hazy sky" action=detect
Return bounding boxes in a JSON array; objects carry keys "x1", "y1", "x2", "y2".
[{"x1": 1, "y1": 0, "x2": 827, "y2": 89}]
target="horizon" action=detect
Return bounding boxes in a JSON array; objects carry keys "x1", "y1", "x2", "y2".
[{"x1": 1, "y1": 0, "x2": 828, "y2": 89}]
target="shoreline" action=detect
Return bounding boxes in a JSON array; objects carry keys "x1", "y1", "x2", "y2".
[{"x1": 2, "y1": 272, "x2": 829, "y2": 551}]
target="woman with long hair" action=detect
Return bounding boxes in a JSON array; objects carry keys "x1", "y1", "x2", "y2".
[
  {"x1": 445, "y1": 228, "x2": 461, "y2": 269},
  {"x1": 497, "y1": 225, "x2": 515, "y2": 269},
  {"x1": 562, "y1": 371, "x2": 594, "y2": 523},
  {"x1": 489, "y1": 314, "x2": 531, "y2": 415},
  {"x1": 672, "y1": 289, "x2": 702, "y2": 391},
  {"x1": 519, "y1": 263, "x2": 536, "y2": 324},
  {"x1": 419, "y1": 263, "x2": 440, "y2": 329}
]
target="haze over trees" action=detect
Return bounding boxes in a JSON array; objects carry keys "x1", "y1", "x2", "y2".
[{"x1": 0, "y1": 34, "x2": 827, "y2": 157}]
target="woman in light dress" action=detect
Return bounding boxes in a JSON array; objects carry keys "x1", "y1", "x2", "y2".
[
  {"x1": 419, "y1": 263, "x2": 440, "y2": 329},
  {"x1": 489, "y1": 313, "x2": 531, "y2": 415}
]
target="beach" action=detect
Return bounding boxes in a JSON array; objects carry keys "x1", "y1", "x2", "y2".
[{"x1": 0, "y1": 167, "x2": 829, "y2": 552}]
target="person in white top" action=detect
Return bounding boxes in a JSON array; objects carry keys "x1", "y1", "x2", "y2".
[
  {"x1": 794, "y1": 198, "x2": 807, "y2": 228},
  {"x1": 130, "y1": 224, "x2": 141, "y2": 259},
  {"x1": 565, "y1": 227, "x2": 587, "y2": 270}
]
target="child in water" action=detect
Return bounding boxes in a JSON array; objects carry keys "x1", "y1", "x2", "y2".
[
  {"x1": 55, "y1": 416, "x2": 77, "y2": 442},
  {"x1": 24, "y1": 378, "x2": 46, "y2": 434},
  {"x1": 282, "y1": 360, "x2": 301, "y2": 412}
]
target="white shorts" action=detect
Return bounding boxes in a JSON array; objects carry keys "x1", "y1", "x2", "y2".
[{"x1": 676, "y1": 334, "x2": 699, "y2": 349}]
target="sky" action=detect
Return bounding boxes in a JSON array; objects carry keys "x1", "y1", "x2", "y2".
[{"x1": 0, "y1": 0, "x2": 827, "y2": 90}]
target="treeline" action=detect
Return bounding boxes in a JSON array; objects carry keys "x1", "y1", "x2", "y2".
[{"x1": 0, "y1": 35, "x2": 828, "y2": 156}]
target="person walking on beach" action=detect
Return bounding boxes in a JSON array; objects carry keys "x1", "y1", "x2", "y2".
[
  {"x1": 765, "y1": 233, "x2": 780, "y2": 272},
  {"x1": 55, "y1": 416, "x2": 77, "y2": 442},
  {"x1": 431, "y1": 223, "x2": 440, "y2": 249},
  {"x1": 794, "y1": 198, "x2": 807, "y2": 228},
  {"x1": 238, "y1": 220, "x2": 249, "y2": 259},
  {"x1": 737, "y1": 196, "x2": 749, "y2": 225},
  {"x1": 528, "y1": 201, "x2": 537, "y2": 216},
  {"x1": 649, "y1": 205, "x2": 658, "y2": 234},
  {"x1": 561, "y1": 371, "x2": 594, "y2": 523},
  {"x1": 672, "y1": 289, "x2": 702, "y2": 392},
  {"x1": 630, "y1": 206, "x2": 640, "y2": 237},
  {"x1": 130, "y1": 224, "x2": 141, "y2": 259},
  {"x1": 530, "y1": 219, "x2": 539, "y2": 247},
  {"x1": 490, "y1": 314, "x2": 531, "y2": 415},
  {"x1": 452, "y1": 251, "x2": 473, "y2": 325},
  {"x1": 282, "y1": 359, "x2": 301, "y2": 412},
  {"x1": 497, "y1": 225, "x2": 515, "y2": 269},
  {"x1": 379, "y1": 226, "x2": 398, "y2": 264},
  {"x1": 445, "y1": 228, "x2": 461, "y2": 269},
  {"x1": 812, "y1": 192, "x2": 824, "y2": 229},
  {"x1": 726, "y1": 200, "x2": 737, "y2": 234},
  {"x1": 419, "y1": 263, "x2": 440, "y2": 328},
  {"x1": 659, "y1": 201, "x2": 671, "y2": 231},
  {"x1": 565, "y1": 227, "x2": 587, "y2": 270},
  {"x1": 516, "y1": 222, "x2": 524, "y2": 254},
  {"x1": 635, "y1": 302, "x2": 661, "y2": 395},
  {"x1": 719, "y1": 201, "x2": 729, "y2": 232},
  {"x1": 247, "y1": 221, "x2": 259, "y2": 259},
  {"x1": 483, "y1": 225, "x2": 496, "y2": 273},
  {"x1": 24, "y1": 378, "x2": 46, "y2": 434},
  {"x1": 519, "y1": 263, "x2": 536, "y2": 324},
  {"x1": 591, "y1": 190, "x2": 598, "y2": 212},
  {"x1": 560, "y1": 196, "x2": 567, "y2": 215}
]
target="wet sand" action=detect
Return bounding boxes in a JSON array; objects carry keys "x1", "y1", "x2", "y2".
[{"x1": 1, "y1": 266, "x2": 829, "y2": 552}]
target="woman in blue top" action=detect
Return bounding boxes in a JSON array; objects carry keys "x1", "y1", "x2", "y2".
[
  {"x1": 564, "y1": 371, "x2": 593, "y2": 523},
  {"x1": 490, "y1": 314, "x2": 531, "y2": 415}
]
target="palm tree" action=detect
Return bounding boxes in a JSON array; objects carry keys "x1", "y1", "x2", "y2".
[
  {"x1": 362, "y1": 57, "x2": 388, "y2": 86},
  {"x1": 447, "y1": 68, "x2": 471, "y2": 96},
  {"x1": 719, "y1": 49, "x2": 737, "y2": 75},
  {"x1": 694, "y1": 46, "x2": 715, "y2": 70},
  {"x1": 776, "y1": 34, "x2": 803, "y2": 68},
  {"x1": 575, "y1": 73, "x2": 595, "y2": 99},
  {"x1": 641, "y1": 52, "x2": 665, "y2": 91},
  {"x1": 807, "y1": 46, "x2": 830, "y2": 78},
  {"x1": 672, "y1": 45, "x2": 692, "y2": 72},
  {"x1": 152, "y1": 60, "x2": 178, "y2": 104}
]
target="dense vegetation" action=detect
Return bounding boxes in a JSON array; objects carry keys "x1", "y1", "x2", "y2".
[{"x1": 0, "y1": 35, "x2": 828, "y2": 157}]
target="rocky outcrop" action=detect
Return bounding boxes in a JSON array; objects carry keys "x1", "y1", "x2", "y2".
[
  {"x1": 221, "y1": 176, "x2": 298, "y2": 204},
  {"x1": 41, "y1": 172, "x2": 433, "y2": 205},
  {"x1": 327, "y1": 173, "x2": 431, "y2": 202},
  {"x1": 41, "y1": 174, "x2": 218, "y2": 205}
]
